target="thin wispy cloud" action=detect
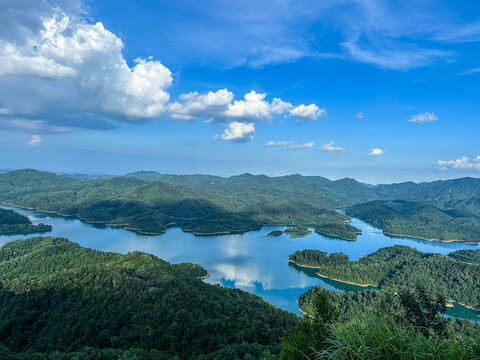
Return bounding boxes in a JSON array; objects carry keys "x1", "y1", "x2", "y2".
[
  {"x1": 409, "y1": 112, "x2": 438, "y2": 123},
  {"x1": 356, "y1": 112, "x2": 364, "y2": 119},
  {"x1": 27, "y1": 134, "x2": 42, "y2": 146},
  {"x1": 320, "y1": 141, "x2": 345, "y2": 153},
  {"x1": 266, "y1": 141, "x2": 314, "y2": 149}
]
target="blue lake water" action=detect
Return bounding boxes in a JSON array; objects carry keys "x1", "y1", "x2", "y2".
[{"x1": 1, "y1": 205, "x2": 479, "y2": 321}]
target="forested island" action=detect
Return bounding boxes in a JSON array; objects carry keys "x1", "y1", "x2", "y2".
[
  {"x1": 0, "y1": 208, "x2": 51, "y2": 234},
  {"x1": 289, "y1": 246, "x2": 480, "y2": 309}
]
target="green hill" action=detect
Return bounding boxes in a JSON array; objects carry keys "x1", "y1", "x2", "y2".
[
  {"x1": 346, "y1": 200, "x2": 480, "y2": 242},
  {"x1": 0, "y1": 237, "x2": 297, "y2": 359},
  {"x1": 289, "y1": 245, "x2": 480, "y2": 308}
]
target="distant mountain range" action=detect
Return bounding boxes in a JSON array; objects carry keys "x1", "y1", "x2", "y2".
[{"x1": 1, "y1": 169, "x2": 479, "y2": 242}]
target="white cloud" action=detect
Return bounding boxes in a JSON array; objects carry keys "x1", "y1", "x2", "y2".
[
  {"x1": 2, "y1": 119, "x2": 71, "y2": 134},
  {"x1": 215, "y1": 122, "x2": 255, "y2": 142},
  {"x1": 342, "y1": 39, "x2": 450, "y2": 71},
  {"x1": 409, "y1": 112, "x2": 438, "y2": 123},
  {"x1": 170, "y1": 89, "x2": 324, "y2": 123},
  {"x1": 369, "y1": 148, "x2": 385, "y2": 156},
  {"x1": 438, "y1": 156, "x2": 480, "y2": 171},
  {"x1": 320, "y1": 141, "x2": 345, "y2": 153},
  {"x1": 168, "y1": 89, "x2": 234, "y2": 121},
  {"x1": 27, "y1": 134, "x2": 42, "y2": 146},
  {"x1": 356, "y1": 112, "x2": 364, "y2": 119},
  {"x1": 266, "y1": 140, "x2": 314, "y2": 149},
  {"x1": 0, "y1": 5, "x2": 172, "y2": 127},
  {"x1": 289, "y1": 104, "x2": 326, "y2": 121}
]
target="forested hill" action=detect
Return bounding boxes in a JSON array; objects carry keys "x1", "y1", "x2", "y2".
[
  {"x1": 289, "y1": 245, "x2": 480, "y2": 309},
  {"x1": 0, "y1": 169, "x2": 365, "y2": 240},
  {"x1": 1, "y1": 169, "x2": 480, "y2": 242},
  {"x1": 0, "y1": 237, "x2": 297, "y2": 359},
  {"x1": 346, "y1": 200, "x2": 480, "y2": 242},
  {"x1": 0, "y1": 208, "x2": 51, "y2": 234}
]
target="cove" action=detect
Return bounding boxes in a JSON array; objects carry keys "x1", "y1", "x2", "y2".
[{"x1": 0, "y1": 205, "x2": 478, "y2": 321}]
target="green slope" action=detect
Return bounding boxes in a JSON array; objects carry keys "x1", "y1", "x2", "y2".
[
  {"x1": 289, "y1": 245, "x2": 480, "y2": 308},
  {"x1": 346, "y1": 200, "x2": 480, "y2": 242},
  {"x1": 0, "y1": 237, "x2": 297, "y2": 359}
]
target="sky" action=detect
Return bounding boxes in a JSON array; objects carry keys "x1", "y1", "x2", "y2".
[{"x1": 0, "y1": 0, "x2": 479, "y2": 184}]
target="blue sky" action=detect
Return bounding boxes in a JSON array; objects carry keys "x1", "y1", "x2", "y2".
[{"x1": 0, "y1": 0, "x2": 479, "y2": 183}]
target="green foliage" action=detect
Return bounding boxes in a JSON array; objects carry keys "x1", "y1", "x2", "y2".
[
  {"x1": 320, "y1": 315, "x2": 480, "y2": 360},
  {"x1": 0, "y1": 237, "x2": 298, "y2": 359},
  {"x1": 290, "y1": 245, "x2": 480, "y2": 308},
  {"x1": 280, "y1": 290, "x2": 337, "y2": 360},
  {"x1": 398, "y1": 283, "x2": 447, "y2": 338},
  {"x1": 294, "y1": 287, "x2": 480, "y2": 360},
  {"x1": 449, "y1": 248, "x2": 480, "y2": 264},
  {"x1": 347, "y1": 200, "x2": 480, "y2": 242},
  {"x1": 0, "y1": 208, "x2": 51, "y2": 234}
]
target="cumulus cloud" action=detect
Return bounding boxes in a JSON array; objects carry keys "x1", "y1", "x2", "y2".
[
  {"x1": 0, "y1": 3, "x2": 172, "y2": 129},
  {"x1": 266, "y1": 140, "x2": 314, "y2": 149},
  {"x1": 320, "y1": 141, "x2": 345, "y2": 153},
  {"x1": 289, "y1": 104, "x2": 326, "y2": 121},
  {"x1": 168, "y1": 89, "x2": 234, "y2": 121},
  {"x1": 0, "y1": 1, "x2": 326, "y2": 137},
  {"x1": 169, "y1": 89, "x2": 323, "y2": 123},
  {"x1": 369, "y1": 148, "x2": 385, "y2": 156},
  {"x1": 27, "y1": 134, "x2": 42, "y2": 146},
  {"x1": 409, "y1": 112, "x2": 438, "y2": 123},
  {"x1": 438, "y1": 156, "x2": 480, "y2": 170},
  {"x1": 215, "y1": 122, "x2": 255, "y2": 142},
  {"x1": 356, "y1": 112, "x2": 364, "y2": 119}
]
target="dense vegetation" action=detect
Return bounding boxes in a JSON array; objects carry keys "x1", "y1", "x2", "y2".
[
  {"x1": 0, "y1": 237, "x2": 297, "y2": 359},
  {"x1": 289, "y1": 245, "x2": 480, "y2": 308},
  {"x1": 346, "y1": 200, "x2": 480, "y2": 242},
  {"x1": 282, "y1": 287, "x2": 480, "y2": 360},
  {"x1": 0, "y1": 169, "x2": 362, "y2": 240},
  {"x1": 0, "y1": 208, "x2": 51, "y2": 234},
  {"x1": 2, "y1": 169, "x2": 480, "y2": 241}
]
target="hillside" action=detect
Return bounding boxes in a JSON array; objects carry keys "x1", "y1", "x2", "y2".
[
  {"x1": 0, "y1": 170, "x2": 363, "y2": 240},
  {"x1": 0, "y1": 237, "x2": 297, "y2": 359},
  {"x1": 289, "y1": 245, "x2": 480, "y2": 309},
  {"x1": 2, "y1": 169, "x2": 480, "y2": 242},
  {"x1": 346, "y1": 200, "x2": 480, "y2": 242},
  {"x1": 0, "y1": 208, "x2": 51, "y2": 234}
]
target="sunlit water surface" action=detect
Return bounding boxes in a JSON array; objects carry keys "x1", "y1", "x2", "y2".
[{"x1": 1, "y1": 205, "x2": 478, "y2": 321}]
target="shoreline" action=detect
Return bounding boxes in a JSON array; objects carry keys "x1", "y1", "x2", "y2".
[
  {"x1": 383, "y1": 231, "x2": 478, "y2": 244},
  {"x1": 291, "y1": 260, "x2": 480, "y2": 317},
  {"x1": 1, "y1": 201, "x2": 172, "y2": 236}
]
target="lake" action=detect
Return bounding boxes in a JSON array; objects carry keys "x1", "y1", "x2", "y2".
[{"x1": 1, "y1": 204, "x2": 479, "y2": 321}]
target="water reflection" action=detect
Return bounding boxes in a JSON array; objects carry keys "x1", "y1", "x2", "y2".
[{"x1": 0, "y1": 205, "x2": 478, "y2": 318}]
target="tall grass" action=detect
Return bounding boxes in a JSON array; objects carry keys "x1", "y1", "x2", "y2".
[{"x1": 316, "y1": 316, "x2": 480, "y2": 360}]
